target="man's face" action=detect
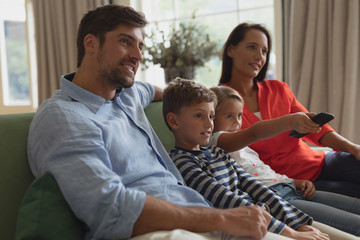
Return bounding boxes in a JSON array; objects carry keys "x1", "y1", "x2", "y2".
[{"x1": 96, "y1": 25, "x2": 144, "y2": 89}]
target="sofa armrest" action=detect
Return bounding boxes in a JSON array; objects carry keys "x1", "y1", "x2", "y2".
[{"x1": 0, "y1": 113, "x2": 35, "y2": 240}]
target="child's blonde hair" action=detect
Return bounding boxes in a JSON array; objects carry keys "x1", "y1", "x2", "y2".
[
  {"x1": 210, "y1": 86, "x2": 243, "y2": 113},
  {"x1": 163, "y1": 78, "x2": 217, "y2": 130}
]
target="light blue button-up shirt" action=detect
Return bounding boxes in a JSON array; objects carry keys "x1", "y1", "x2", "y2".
[{"x1": 28, "y1": 73, "x2": 210, "y2": 239}]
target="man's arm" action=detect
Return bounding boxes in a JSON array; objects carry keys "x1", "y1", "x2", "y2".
[
  {"x1": 153, "y1": 86, "x2": 163, "y2": 102},
  {"x1": 133, "y1": 184, "x2": 328, "y2": 240},
  {"x1": 133, "y1": 195, "x2": 271, "y2": 240}
]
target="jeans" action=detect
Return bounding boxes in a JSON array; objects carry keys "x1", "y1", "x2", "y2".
[
  {"x1": 314, "y1": 151, "x2": 360, "y2": 198},
  {"x1": 270, "y1": 183, "x2": 360, "y2": 236}
]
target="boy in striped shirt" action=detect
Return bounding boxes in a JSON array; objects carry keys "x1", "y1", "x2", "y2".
[{"x1": 162, "y1": 78, "x2": 328, "y2": 240}]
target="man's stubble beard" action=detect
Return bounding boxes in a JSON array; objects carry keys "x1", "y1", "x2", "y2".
[{"x1": 97, "y1": 51, "x2": 135, "y2": 90}]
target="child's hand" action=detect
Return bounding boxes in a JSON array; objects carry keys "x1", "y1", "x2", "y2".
[
  {"x1": 282, "y1": 224, "x2": 329, "y2": 240},
  {"x1": 290, "y1": 112, "x2": 321, "y2": 134},
  {"x1": 293, "y1": 179, "x2": 315, "y2": 200},
  {"x1": 294, "y1": 224, "x2": 329, "y2": 240}
]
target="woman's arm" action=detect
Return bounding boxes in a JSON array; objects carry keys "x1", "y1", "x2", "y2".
[
  {"x1": 217, "y1": 113, "x2": 320, "y2": 152},
  {"x1": 319, "y1": 131, "x2": 360, "y2": 160}
]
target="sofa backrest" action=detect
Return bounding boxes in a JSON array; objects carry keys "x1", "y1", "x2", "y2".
[
  {"x1": 0, "y1": 101, "x2": 174, "y2": 240},
  {"x1": 144, "y1": 101, "x2": 175, "y2": 152},
  {"x1": 0, "y1": 112, "x2": 35, "y2": 240}
]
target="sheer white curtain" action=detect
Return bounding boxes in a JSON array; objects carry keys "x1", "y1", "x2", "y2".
[
  {"x1": 29, "y1": 0, "x2": 110, "y2": 104},
  {"x1": 283, "y1": 0, "x2": 360, "y2": 143}
]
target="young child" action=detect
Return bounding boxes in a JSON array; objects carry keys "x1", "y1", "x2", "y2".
[
  {"x1": 163, "y1": 78, "x2": 329, "y2": 240},
  {"x1": 209, "y1": 85, "x2": 360, "y2": 237}
]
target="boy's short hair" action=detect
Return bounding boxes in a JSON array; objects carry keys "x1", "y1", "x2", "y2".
[
  {"x1": 210, "y1": 86, "x2": 243, "y2": 113},
  {"x1": 163, "y1": 78, "x2": 217, "y2": 130}
]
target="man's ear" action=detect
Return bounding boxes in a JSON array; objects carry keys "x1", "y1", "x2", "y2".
[
  {"x1": 83, "y1": 34, "x2": 98, "y2": 54},
  {"x1": 166, "y1": 112, "x2": 179, "y2": 130}
]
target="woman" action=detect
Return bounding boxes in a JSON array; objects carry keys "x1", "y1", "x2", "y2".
[{"x1": 219, "y1": 22, "x2": 360, "y2": 198}]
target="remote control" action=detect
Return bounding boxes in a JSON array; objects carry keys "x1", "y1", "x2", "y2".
[{"x1": 289, "y1": 112, "x2": 335, "y2": 138}]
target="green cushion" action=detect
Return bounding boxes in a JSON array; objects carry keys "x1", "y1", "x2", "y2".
[
  {"x1": 15, "y1": 172, "x2": 86, "y2": 240},
  {"x1": 144, "y1": 101, "x2": 175, "y2": 152},
  {"x1": 0, "y1": 112, "x2": 35, "y2": 240}
]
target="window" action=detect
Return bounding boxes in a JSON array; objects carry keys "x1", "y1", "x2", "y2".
[
  {"x1": 132, "y1": 0, "x2": 282, "y2": 88},
  {"x1": 0, "y1": 0, "x2": 37, "y2": 114}
]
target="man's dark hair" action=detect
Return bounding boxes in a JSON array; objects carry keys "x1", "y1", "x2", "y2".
[{"x1": 77, "y1": 4, "x2": 148, "y2": 67}]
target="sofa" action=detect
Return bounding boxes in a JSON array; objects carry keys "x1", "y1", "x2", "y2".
[
  {"x1": 0, "y1": 101, "x2": 174, "y2": 240},
  {"x1": 0, "y1": 101, "x2": 334, "y2": 240}
]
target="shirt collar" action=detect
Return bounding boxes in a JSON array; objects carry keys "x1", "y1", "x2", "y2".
[{"x1": 61, "y1": 72, "x2": 120, "y2": 114}]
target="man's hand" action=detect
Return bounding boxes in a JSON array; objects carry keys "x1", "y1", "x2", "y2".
[
  {"x1": 293, "y1": 180, "x2": 315, "y2": 200},
  {"x1": 153, "y1": 86, "x2": 163, "y2": 102},
  {"x1": 133, "y1": 196, "x2": 272, "y2": 239},
  {"x1": 218, "y1": 205, "x2": 272, "y2": 240}
]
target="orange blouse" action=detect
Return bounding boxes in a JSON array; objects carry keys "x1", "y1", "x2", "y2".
[{"x1": 236, "y1": 80, "x2": 334, "y2": 181}]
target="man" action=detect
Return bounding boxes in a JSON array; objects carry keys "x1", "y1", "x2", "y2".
[{"x1": 28, "y1": 4, "x2": 289, "y2": 240}]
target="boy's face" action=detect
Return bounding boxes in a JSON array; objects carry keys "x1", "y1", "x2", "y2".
[
  {"x1": 173, "y1": 101, "x2": 215, "y2": 151},
  {"x1": 214, "y1": 98, "x2": 244, "y2": 133}
]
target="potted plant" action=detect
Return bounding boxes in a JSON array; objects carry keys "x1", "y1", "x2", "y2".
[{"x1": 143, "y1": 22, "x2": 220, "y2": 83}]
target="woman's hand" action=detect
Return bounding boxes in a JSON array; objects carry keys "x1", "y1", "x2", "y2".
[
  {"x1": 348, "y1": 144, "x2": 360, "y2": 160},
  {"x1": 293, "y1": 180, "x2": 315, "y2": 200}
]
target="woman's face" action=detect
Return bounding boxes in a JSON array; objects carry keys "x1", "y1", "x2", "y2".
[{"x1": 227, "y1": 29, "x2": 268, "y2": 80}]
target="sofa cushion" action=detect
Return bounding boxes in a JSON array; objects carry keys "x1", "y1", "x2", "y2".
[
  {"x1": 0, "y1": 112, "x2": 35, "y2": 240},
  {"x1": 15, "y1": 172, "x2": 86, "y2": 240},
  {"x1": 144, "y1": 101, "x2": 174, "y2": 152}
]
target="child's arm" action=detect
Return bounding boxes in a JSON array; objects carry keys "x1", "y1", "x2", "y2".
[
  {"x1": 216, "y1": 112, "x2": 321, "y2": 152},
  {"x1": 172, "y1": 152, "x2": 312, "y2": 230},
  {"x1": 173, "y1": 155, "x2": 258, "y2": 209},
  {"x1": 293, "y1": 179, "x2": 316, "y2": 200},
  {"x1": 171, "y1": 154, "x2": 294, "y2": 233}
]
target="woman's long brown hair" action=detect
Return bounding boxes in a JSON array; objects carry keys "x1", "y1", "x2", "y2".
[{"x1": 219, "y1": 23, "x2": 272, "y2": 85}]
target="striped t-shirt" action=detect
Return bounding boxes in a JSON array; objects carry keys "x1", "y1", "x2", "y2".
[{"x1": 170, "y1": 145, "x2": 312, "y2": 234}]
